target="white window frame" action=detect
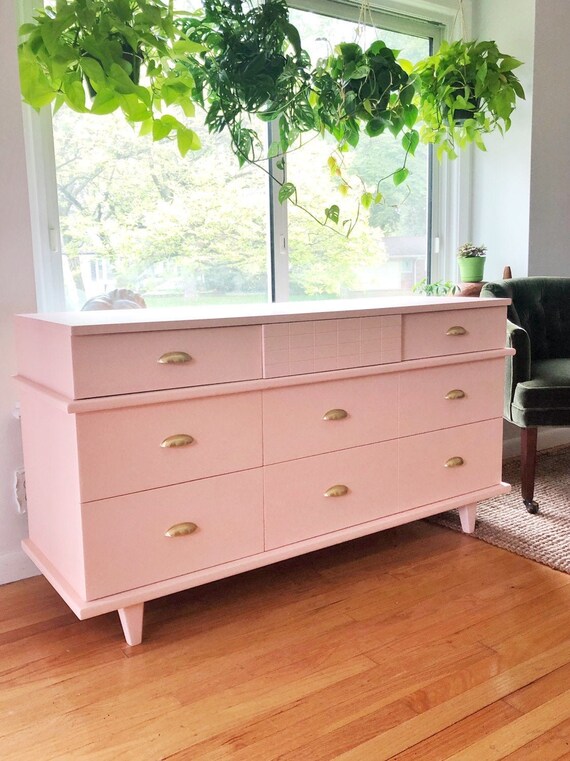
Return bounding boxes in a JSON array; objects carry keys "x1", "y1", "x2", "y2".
[{"x1": 19, "y1": 0, "x2": 471, "y2": 311}]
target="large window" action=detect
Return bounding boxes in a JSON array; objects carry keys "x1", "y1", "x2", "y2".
[{"x1": 25, "y1": 1, "x2": 443, "y2": 311}]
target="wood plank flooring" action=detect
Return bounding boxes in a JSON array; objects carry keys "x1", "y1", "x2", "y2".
[{"x1": 0, "y1": 520, "x2": 569, "y2": 760}]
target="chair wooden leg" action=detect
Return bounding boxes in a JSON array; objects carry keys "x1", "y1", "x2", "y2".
[{"x1": 521, "y1": 427, "x2": 539, "y2": 514}]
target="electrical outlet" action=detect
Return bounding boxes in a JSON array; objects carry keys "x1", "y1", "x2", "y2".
[{"x1": 14, "y1": 469, "x2": 27, "y2": 515}]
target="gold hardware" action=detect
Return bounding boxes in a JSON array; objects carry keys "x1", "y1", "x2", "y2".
[
  {"x1": 324, "y1": 484, "x2": 349, "y2": 498},
  {"x1": 446, "y1": 326, "x2": 467, "y2": 336},
  {"x1": 445, "y1": 389, "x2": 466, "y2": 400},
  {"x1": 165, "y1": 522, "x2": 198, "y2": 538},
  {"x1": 445, "y1": 457, "x2": 465, "y2": 468},
  {"x1": 323, "y1": 409, "x2": 348, "y2": 421},
  {"x1": 160, "y1": 434, "x2": 194, "y2": 448},
  {"x1": 157, "y1": 351, "x2": 192, "y2": 365}
]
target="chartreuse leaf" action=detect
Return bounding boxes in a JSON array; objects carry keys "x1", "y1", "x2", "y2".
[
  {"x1": 361, "y1": 192, "x2": 373, "y2": 209},
  {"x1": 177, "y1": 125, "x2": 201, "y2": 156},
  {"x1": 393, "y1": 167, "x2": 409, "y2": 186},
  {"x1": 91, "y1": 89, "x2": 120, "y2": 115}
]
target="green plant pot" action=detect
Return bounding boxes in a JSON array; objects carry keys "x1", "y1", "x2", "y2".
[{"x1": 458, "y1": 256, "x2": 486, "y2": 283}]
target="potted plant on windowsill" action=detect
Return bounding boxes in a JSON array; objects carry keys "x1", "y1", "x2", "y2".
[
  {"x1": 413, "y1": 39, "x2": 525, "y2": 160},
  {"x1": 457, "y1": 242, "x2": 487, "y2": 283}
]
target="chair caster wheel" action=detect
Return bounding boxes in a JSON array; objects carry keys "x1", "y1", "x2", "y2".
[{"x1": 524, "y1": 500, "x2": 539, "y2": 514}]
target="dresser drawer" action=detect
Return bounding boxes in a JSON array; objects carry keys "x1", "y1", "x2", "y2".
[
  {"x1": 81, "y1": 469, "x2": 264, "y2": 600},
  {"x1": 399, "y1": 419, "x2": 503, "y2": 511},
  {"x1": 402, "y1": 308, "x2": 506, "y2": 360},
  {"x1": 264, "y1": 442, "x2": 399, "y2": 550},
  {"x1": 263, "y1": 375, "x2": 398, "y2": 464},
  {"x1": 76, "y1": 391, "x2": 262, "y2": 502},
  {"x1": 262, "y1": 315, "x2": 401, "y2": 378},
  {"x1": 399, "y1": 358, "x2": 504, "y2": 437},
  {"x1": 70, "y1": 325, "x2": 262, "y2": 398}
]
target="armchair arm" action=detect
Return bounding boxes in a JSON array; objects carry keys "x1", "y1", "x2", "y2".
[{"x1": 504, "y1": 319, "x2": 531, "y2": 420}]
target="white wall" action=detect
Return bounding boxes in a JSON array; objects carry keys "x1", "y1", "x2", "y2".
[
  {"x1": 470, "y1": 0, "x2": 536, "y2": 281},
  {"x1": 528, "y1": 0, "x2": 570, "y2": 276},
  {"x1": 0, "y1": 1, "x2": 39, "y2": 583}
]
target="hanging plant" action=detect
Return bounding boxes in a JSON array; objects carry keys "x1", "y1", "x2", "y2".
[
  {"x1": 18, "y1": 0, "x2": 205, "y2": 155},
  {"x1": 413, "y1": 39, "x2": 525, "y2": 159},
  {"x1": 180, "y1": 0, "x2": 419, "y2": 230}
]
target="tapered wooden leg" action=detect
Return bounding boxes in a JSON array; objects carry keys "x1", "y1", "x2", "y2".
[
  {"x1": 521, "y1": 427, "x2": 539, "y2": 514},
  {"x1": 118, "y1": 603, "x2": 144, "y2": 646},
  {"x1": 458, "y1": 503, "x2": 477, "y2": 533}
]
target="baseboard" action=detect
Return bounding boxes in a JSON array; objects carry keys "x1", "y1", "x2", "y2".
[
  {"x1": 503, "y1": 427, "x2": 570, "y2": 460},
  {"x1": 0, "y1": 549, "x2": 39, "y2": 585}
]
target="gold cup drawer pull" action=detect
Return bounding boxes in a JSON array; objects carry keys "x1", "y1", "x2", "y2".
[
  {"x1": 445, "y1": 456, "x2": 465, "y2": 468},
  {"x1": 445, "y1": 389, "x2": 466, "y2": 400},
  {"x1": 324, "y1": 484, "x2": 349, "y2": 498},
  {"x1": 165, "y1": 522, "x2": 198, "y2": 538},
  {"x1": 160, "y1": 434, "x2": 194, "y2": 448},
  {"x1": 157, "y1": 351, "x2": 192, "y2": 365},
  {"x1": 446, "y1": 326, "x2": 467, "y2": 336},
  {"x1": 323, "y1": 408, "x2": 349, "y2": 421}
]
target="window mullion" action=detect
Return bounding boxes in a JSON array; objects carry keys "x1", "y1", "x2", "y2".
[{"x1": 267, "y1": 120, "x2": 290, "y2": 302}]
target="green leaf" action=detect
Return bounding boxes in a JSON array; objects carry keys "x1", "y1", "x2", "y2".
[
  {"x1": 177, "y1": 125, "x2": 201, "y2": 156},
  {"x1": 80, "y1": 57, "x2": 106, "y2": 85},
  {"x1": 283, "y1": 22, "x2": 302, "y2": 57},
  {"x1": 500, "y1": 56, "x2": 523, "y2": 71},
  {"x1": 402, "y1": 130, "x2": 419, "y2": 156},
  {"x1": 90, "y1": 89, "x2": 120, "y2": 115},
  {"x1": 393, "y1": 167, "x2": 409, "y2": 186},
  {"x1": 361, "y1": 192, "x2": 373, "y2": 210},
  {"x1": 172, "y1": 39, "x2": 208, "y2": 56},
  {"x1": 325, "y1": 204, "x2": 340, "y2": 224},
  {"x1": 278, "y1": 182, "x2": 297, "y2": 205},
  {"x1": 403, "y1": 104, "x2": 418, "y2": 129}
]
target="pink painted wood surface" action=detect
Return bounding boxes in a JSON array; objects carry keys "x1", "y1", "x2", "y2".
[
  {"x1": 264, "y1": 442, "x2": 399, "y2": 550},
  {"x1": 18, "y1": 384, "x2": 87, "y2": 598},
  {"x1": 399, "y1": 358, "x2": 504, "y2": 437},
  {"x1": 399, "y1": 418, "x2": 504, "y2": 511},
  {"x1": 81, "y1": 469, "x2": 264, "y2": 599},
  {"x1": 262, "y1": 315, "x2": 402, "y2": 378},
  {"x1": 402, "y1": 307, "x2": 506, "y2": 360},
  {"x1": 22, "y1": 482, "x2": 511, "y2": 620},
  {"x1": 118, "y1": 603, "x2": 144, "y2": 646},
  {"x1": 262, "y1": 374, "x2": 398, "y2": 464},
  {"x1": 14, "y1": 317, "x2": 75, "y2": 398},
  {"x1": 76, "y1": 391, "x2": 262, "y2": 502},
  {"x1": 71, "y1": 325, "x2": 262, "y2": 399},
  {"x1": 458, "y1": 503, "x2": 478, "y2": 533}
]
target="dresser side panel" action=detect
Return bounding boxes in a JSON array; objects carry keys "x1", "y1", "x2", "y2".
[
  {"x1": 18, "y1": 384, "x2": 87, "y2": 598},
  {"x1": 14, "y1": 317, "x2": 75, "y2": 398}
]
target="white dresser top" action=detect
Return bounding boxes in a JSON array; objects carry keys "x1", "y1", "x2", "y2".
[{"x1": 16, "y1": 295, "x2": 510, "y2": 336}]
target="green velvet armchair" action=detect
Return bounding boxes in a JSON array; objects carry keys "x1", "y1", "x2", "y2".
[{"x1": 481, "y1": 277, "x2": 570, "y2": 513}]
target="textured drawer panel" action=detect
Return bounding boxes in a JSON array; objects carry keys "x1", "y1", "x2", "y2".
[
  {"x1": 399, "y1": 419, "x2": 503, "y2": 511},
  {"x1": 82, "y1": 469, "x2": 264, "y2": 599},
  {"x1": 71, "y1": 325, "x2": 262, "y2": 398},
  {"x1": 264, "y1": 442, "x2": 399, "y2": 549},
  {"x1": 399, "y1": 358, "x2": 504, "y2": 437},
  {"x1": 262, "y1": 316, "x2": 401, "y2": 377},
  {"x1": 263, "y1": 374, "x2": 398, "y2": 464},
  {"x1": 402, "y1": 308, "x2": 505, "y2": 360},
  {"x1": 76, "y1": 392, "x2": 262, "y2": 502}
]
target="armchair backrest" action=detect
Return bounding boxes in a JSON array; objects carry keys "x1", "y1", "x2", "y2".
[{"x1": 481, "y1": 277, "x2": 570, "y2": 360}]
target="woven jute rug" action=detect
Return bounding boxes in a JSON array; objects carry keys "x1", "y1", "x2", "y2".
[{"x1": 431, "y1": 447, "x2": 570, "y2": 574}]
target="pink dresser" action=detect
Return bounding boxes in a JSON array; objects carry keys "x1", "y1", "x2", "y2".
[{"x1": 14, "y1": 297, "x2": 512, "y2": 645}]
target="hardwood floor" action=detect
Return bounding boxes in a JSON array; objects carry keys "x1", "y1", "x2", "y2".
[{"x1": 1, "y1": 520, "x2": 569, "y2": 760}]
